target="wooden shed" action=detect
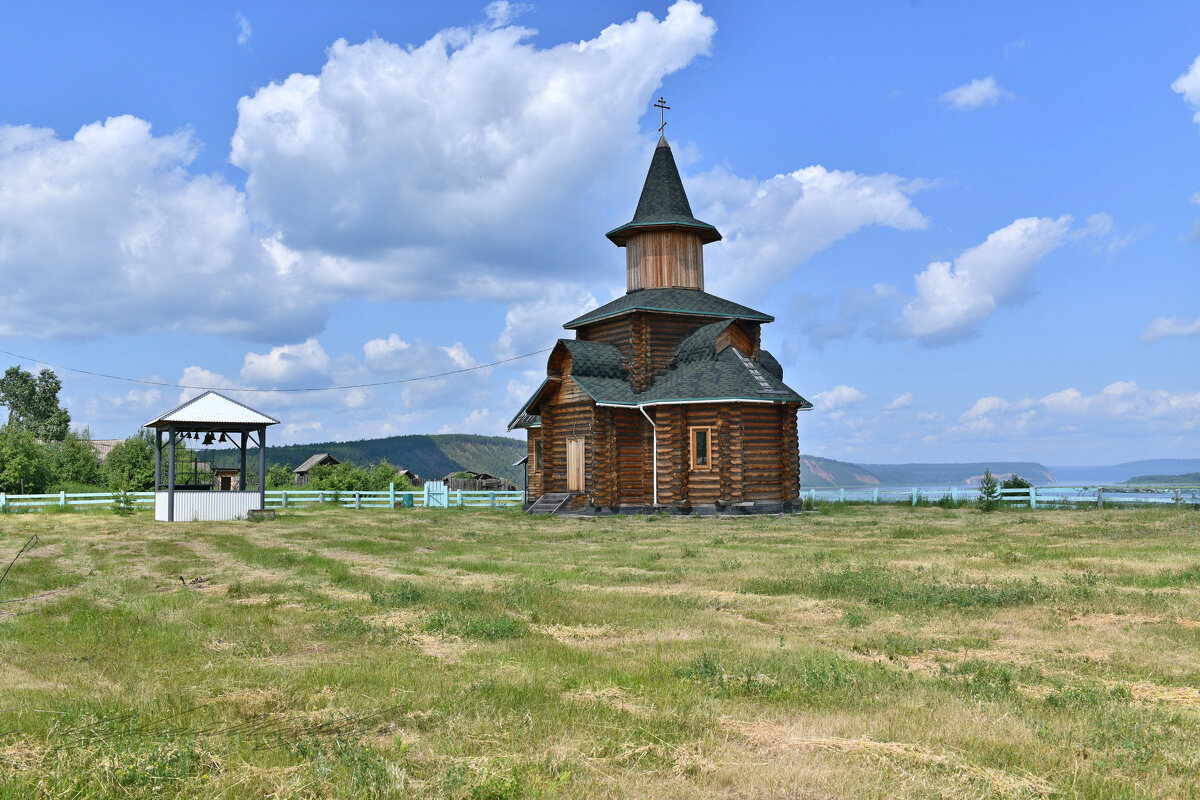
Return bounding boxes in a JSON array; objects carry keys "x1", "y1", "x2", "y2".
[
  {"x1": 293, "y1": 453, "x2": 340, "y2": 486},
  {"x1": 509, "y1": 135, "x2": 811, "y2": 515}
]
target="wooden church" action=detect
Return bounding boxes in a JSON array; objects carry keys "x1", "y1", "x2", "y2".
[{"x1": 509, "y1": 132, "x2": 811, "y2": 514}]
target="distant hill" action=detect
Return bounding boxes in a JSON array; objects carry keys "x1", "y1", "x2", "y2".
[
  {"x1": 1125, "y1": 472, "x2": 1200, "y2": 486},
  {"x1": 1050, "y1": 458, "x2": 1200, "y2": 484},
  {"x1": 799, "y1": 455, "x2": 881, "y2": 488},
  {"x1": 209, "y1": 433, "x2": 528, "y2": 486},
  {"x1": 856, "y1": 462, "x2": 1057, "y2": 487}
]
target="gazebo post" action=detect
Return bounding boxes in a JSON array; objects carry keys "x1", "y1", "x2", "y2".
[
  {"x1": 258, "y1": 425, "x2": 266, "y2": 511},
  {"x1": 239, "y1": 432, "x2": 248, "y2": 490},
  {"x1": 154, "y1": 429, "x2": 162, "y2": 491},
  {"x1": 167, "y1": 424, "x2": 176, "y2": 522}
]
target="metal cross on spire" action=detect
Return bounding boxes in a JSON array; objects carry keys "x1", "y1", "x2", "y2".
[{"x1": 653, "y1": 96, "x2": 670, "y2": 133}]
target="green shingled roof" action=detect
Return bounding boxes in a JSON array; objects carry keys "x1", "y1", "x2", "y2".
[
  {"x1": 559, "y1": 339, "x2": 625, "y2": 379},
  {"x1": 605, "y1": 137, "x2": 721, "y2": 246},
  {"x1": 507, "y1": 344, "x2": 809, "y2": 429},
  {"x1": 674, "y1": 319, "x2": 734, "y2": 364},
  {"x1": 564, "y1": 288, "x2": 773, "y2": 329}
]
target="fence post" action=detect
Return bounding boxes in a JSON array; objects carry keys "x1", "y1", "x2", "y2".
[
  {"x1": 1175, "y1": 489, "x2": 1181, "y2": 507},
  {"x1": 911, "y1": 488, "x2": 918, "y2": 506},
  {"x1": 1096, "y1": 488, "x2": 1104, "y2": 509},
  {"x1": 951, "y1": 486, "x2": 957, "y2": 503},
  {"x1": 282, "y1": 491, "x2": 288, "y2": 509},
  {"x1": 1030, "y1": 486, "x2": 1037, "y2": 509},
  {"x1": 839, "y1": 488, "x2": 845, "y2": 503},
  {"x1": 458, "y1": 490, "x2": 464, "y2": 507},
  {"x1": 60, "y1": 490, "x2": 66, "y2": 508},
  {"x1": 873, "y1": 488, "x2": 879, "y2": 504},
  {"x1": 810, "y1": 488, "x2": 816, "y2": 505},
  {"x1": 318, "y1": 491, "x2": 324, "y2": 504},
  {"x1": 389, "y1": 482, "x2": 395, "y2": 508},
  {"x1": 355, "y1": 492, "x2": 361, "y2": 510},
  {"x1": 489, "y1": 491, "x2": 495, "y2": 508},
  {"x1": 0, "y1": 492, "x2": 5, "y2": 511}
]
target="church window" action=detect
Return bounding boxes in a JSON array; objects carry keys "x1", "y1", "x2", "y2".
[{"x1": 689, "y1": 427, "x2": 713, "y2": 470}]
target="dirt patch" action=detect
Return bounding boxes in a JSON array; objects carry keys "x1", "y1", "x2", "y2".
[
  {"x1": 1069, "y1": 612, "x2": 1162, "y2": 627},
  {"x1": 726, "y1": 719, "x2": 1052, "y2": 798},
  {"x1": 535, "y1": 623, "x2": 614, "y2": 643},
  {"x1": 1129, "y1": 681, "x2": 1200, "y2": 710},
  {"x1": 0, "y1": 740, "x2": 46, "y2": 772},
  {"x1": 564, "y1": 687, "x2": 653, "y2": 715},
  {"x1": 411, "y1": 633, "x2": 470, "y2": 661}
]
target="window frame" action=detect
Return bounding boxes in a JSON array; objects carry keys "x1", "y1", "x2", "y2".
[
  {"x1": 533, "y1": 437, "x2": 543, "y2": 473},
  {"x1": 688, "y1": 426, "x2": 714, "y2": 471}
]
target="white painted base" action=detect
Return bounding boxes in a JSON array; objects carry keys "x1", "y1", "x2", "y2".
[{"x1": 154, "y1": 491, "x2": 261, "y2": 522}]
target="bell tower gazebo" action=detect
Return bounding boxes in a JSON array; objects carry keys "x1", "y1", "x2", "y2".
[{"x1": 145, "y1": 391, "x2": 279, "y2": 522}]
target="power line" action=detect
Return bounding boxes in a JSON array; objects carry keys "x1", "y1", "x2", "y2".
[{"x1": 0, "y1": 347, "x2": 551, "y2": 393}]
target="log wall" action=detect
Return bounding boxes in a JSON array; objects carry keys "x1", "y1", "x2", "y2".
[
  {"x1": 540, "y1": 379, "x2": 595, "y2": 495},
  {"x1": 526, "y1": 430, "x2": 543, "y2": 498},
  {"x1": 625, "y1": 230, "x2": 704, "y2": 292}
]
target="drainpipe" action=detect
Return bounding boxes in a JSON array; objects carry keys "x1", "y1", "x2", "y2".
[{"x1": 638, "y1": 405, "x2": 658, "y2": 507}]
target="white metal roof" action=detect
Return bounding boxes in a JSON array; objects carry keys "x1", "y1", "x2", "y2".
[{"x1": 145, "y1": 391, "x2": 280, "y2": 428}]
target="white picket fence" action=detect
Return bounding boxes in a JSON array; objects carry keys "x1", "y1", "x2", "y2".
[
  {"x1": 0, "y1": 483, "x2": 524, "y2": 513},
  {"x1": 808, "y1": 485, "x2": 1200, "y2": 508}
]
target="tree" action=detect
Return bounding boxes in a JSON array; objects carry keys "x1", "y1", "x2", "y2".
[
  {"x1": 0, "y1": 367, "x2": 70, "y2": 441},
  {"x1": 0, "y1": 425, "x2": 54, "y2": 494},
  {"x1": 978, "y1": 468, "x2": 1000, "y2": 512},
  {"x1": 266, "y1": 463, "x2": 294, "y2": 489},
  {"x1": 51, "y1": 429, "x2": 103, "y2": 487},
  {"x1": 103, "y1": 432, "x2": 157, "y2": 490}
]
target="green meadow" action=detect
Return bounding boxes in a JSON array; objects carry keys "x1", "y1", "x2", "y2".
[{"x1": 1, "y1": 504, "x2": 1199, "y2": 798}]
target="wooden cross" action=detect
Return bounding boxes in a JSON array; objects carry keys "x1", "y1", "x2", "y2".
[{"x1": 654, "y1": 96, "x2": 670, "y2": 133}]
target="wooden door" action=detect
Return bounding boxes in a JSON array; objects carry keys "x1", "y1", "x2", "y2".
[{"x1": 566, "y1": 438, "x2": 585, "y2": 492}]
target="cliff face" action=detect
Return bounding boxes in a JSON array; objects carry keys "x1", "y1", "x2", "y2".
[
  {"x1": 799, "y1": 455, "x2": 881, "y2": 488},
  {"x1": 799, "y1": 457, "x2": 1059, "y2": 488}
]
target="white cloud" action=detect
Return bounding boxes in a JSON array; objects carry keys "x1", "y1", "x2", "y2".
[
  {"x1": 483, "y1": 1, "x2": 530, "y2": 28},
  {"x1": 438, "y1": 407, "x2": 507, "y2": 435},
  {"x1": 1172, "y1": 55, "x2": 1200, "y2": 127},
  {"x1": 886, "y1": 392, "x2": 914, "y2": 410},
  {"x1": 494, "y1": 285, "x2": 598, "y2": 358},
  {"x1": 939, "y1": 381, "x2": 1200, "y2": 443},
  {"x1": 1076, "y1": 211, "x2": 1136, "y2": 254},
  {"x1": 230, "y1": 1, "x2": 717, "y2": 302},
  {"x1": 240, "y1": 338, "x2": 334, "y2": 386},
  {"x1": 812, "y1": 385, "x2": 866, "y2": 420},
  {"x1": 0, "y1": 116, "x2": 324, "y2": 341},
  {"x1": 940, "y1": 76, "x2": 1013, "y2": 110},
  {"x1": 236, "y1": 13, "x2": 252, "y2": 46},
  {"x1": 899, "y1": 215, "x2": 1072, "y2": 345},
  {"x1": 1140, "y1": 315, "x2": 1200, "y2": 343},
  {"x1": 693, "y1": 165, "x2": 929, "y2": 298}
]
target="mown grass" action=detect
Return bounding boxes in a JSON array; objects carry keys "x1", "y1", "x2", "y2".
[{"x1": 0, "y1": 504, "x2": 1199, "y2": 798}]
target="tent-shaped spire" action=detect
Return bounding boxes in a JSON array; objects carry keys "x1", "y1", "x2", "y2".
[{"x1": 605, "y1": 136, "x2": 721, "y2": 246}]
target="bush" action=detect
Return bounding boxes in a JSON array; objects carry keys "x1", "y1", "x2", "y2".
[
  {"x1": 305, "y1": 460, "x2": 414, "y2": 492},
  {"x1": 1001, "y1": 474, "x2": 1033, "y2": 491}
]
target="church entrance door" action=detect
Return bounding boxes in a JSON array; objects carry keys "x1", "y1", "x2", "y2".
[{"x1": 566, "y1": 438, "x2": 585, "y2": 492}]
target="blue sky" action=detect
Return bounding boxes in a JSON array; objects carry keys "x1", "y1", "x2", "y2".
[{"x1": 1, "y1": 1, "x2": 1197, "y2": 464}]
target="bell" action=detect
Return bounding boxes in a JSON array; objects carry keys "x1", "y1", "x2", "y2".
[{"x1": 203, "y1": 433, "x2": 215, "y2": 445}]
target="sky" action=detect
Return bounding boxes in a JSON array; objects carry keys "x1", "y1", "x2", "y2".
[{"x1": 0, "y1": 0, "x2": 1197, "y2": 465}]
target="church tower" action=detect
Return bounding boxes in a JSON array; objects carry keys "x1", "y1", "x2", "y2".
[{"x1": 605, "y1": 136, "x2": 721, "y2": 292}]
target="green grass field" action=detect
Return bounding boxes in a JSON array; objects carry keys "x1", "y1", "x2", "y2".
[{"x1": 1, "y1": 504, "x2": 1199, "y2": 798}]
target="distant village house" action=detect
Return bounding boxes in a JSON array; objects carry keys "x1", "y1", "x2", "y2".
[{"x1": 293, "y1": 453, "x2": 340, "y2": 485}]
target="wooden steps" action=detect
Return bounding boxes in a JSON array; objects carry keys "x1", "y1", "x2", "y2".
[{"x1": 526, "y1": 493, "x2": 573, "y2": 516}]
